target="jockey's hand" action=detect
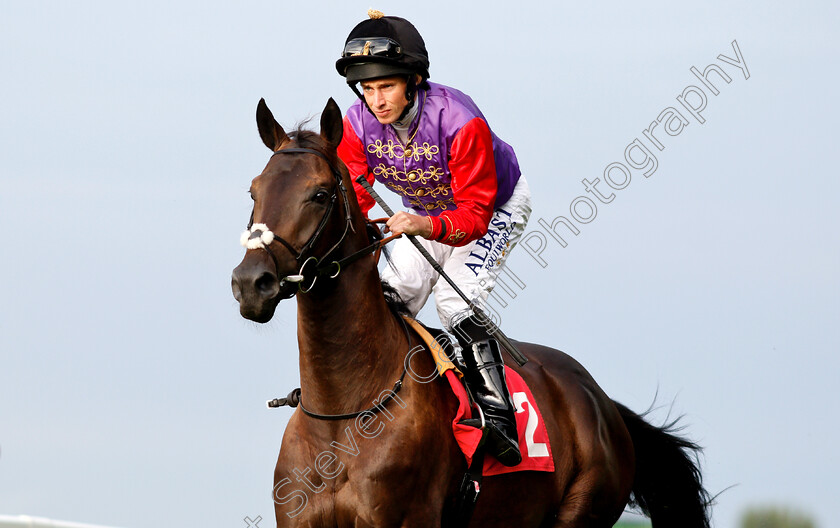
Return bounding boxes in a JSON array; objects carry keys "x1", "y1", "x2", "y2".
[{"x1": 385, "y1": 211, "x2": 433, "y2": 239}]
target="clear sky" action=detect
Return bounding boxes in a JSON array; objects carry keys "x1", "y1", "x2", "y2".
[{"x1": 1, "y1": 1, "x2": 838, "y2": 527}]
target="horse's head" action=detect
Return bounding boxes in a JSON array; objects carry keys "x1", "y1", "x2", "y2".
[{"x1": 231, "y1": 98, "x2": 361, "y2": 322}]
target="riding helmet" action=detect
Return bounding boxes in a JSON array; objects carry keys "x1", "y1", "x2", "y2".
[{"x1": 335, "y1": 10, "x2": 430, "y2": 84}]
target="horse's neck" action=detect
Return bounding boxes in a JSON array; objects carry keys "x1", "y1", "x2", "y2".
[{"x1": 295, "y1": 263, "x2": 407, "y2": 416}]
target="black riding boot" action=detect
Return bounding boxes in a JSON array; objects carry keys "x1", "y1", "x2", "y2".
[{"x1": 453, "y1": 318, "x2": 522, "y2": 467}]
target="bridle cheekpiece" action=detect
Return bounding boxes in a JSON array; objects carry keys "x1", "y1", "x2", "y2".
[{"x1": 241, "y1": 145, "x2": 398, "y2": 298}]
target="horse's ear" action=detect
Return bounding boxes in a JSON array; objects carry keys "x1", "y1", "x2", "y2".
[
  {"x1": 320, "y1": 97, "x2": 343, "y2": 148},
  {"x1": 256, "y1": 98, "x2": 288, "y2": 151}
]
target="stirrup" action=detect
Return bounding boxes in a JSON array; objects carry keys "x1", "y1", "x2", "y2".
[{"x1": 458, "y1": 404, "x2": 486, "y2": 431}]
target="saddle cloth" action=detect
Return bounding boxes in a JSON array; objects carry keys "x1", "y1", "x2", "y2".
[{"x1": 404, "y1": 318, "x2": 555, "y2": 476}]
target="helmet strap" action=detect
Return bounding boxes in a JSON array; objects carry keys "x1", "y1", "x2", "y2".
[
  {"x1": 398, "y1": 75, "x2": 418, "y2": 120},
  {"x1": 349, "y1": 82, "x2": 379, "y2": 118},
  {"x1": 350, "y1": 82, "x2": 366, "y2": 104}
]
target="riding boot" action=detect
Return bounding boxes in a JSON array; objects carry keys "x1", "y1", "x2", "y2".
[{"x1": 453, "y1": 318, "x2": 522, "y2": 467}]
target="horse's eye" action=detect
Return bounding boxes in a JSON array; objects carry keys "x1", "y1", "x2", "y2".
[{"x1": 313, "y1": 190, "x2": 330, "y2": 205}]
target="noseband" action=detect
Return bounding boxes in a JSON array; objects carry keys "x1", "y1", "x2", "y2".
[{"x1": 241, "y1": 146, "x2": 394, "y2": 298}]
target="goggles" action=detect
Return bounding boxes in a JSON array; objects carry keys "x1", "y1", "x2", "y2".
[{"x1": 341, "y1": 37, "x2": 403, "y2": 59}]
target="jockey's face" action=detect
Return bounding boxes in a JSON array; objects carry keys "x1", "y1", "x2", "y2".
[{"x1": 360, "y1": 76, "x2": 409, "y2": 125}]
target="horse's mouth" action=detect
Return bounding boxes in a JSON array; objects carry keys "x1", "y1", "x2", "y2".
[
  {"x1": 231, "y1": 262, "x2": 298, "y2": 323},
  {"x1": 235, "y1": 284, "x2": 292, "y2": 323},
  {"x1": 239, "y1": 301, "x2": 279, "y2": 323}
]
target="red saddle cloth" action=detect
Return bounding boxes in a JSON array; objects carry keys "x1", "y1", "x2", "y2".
[
  {"x1": 401, "y1": 318, "x2": 554, "y2": 476},
  {"x1": 446, "y1": 366, "x2": 555, "y2": 476}
]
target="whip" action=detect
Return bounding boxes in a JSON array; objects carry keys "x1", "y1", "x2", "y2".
[{"x1": 355, "y1": 175, "x2": 528, "y2": 366}]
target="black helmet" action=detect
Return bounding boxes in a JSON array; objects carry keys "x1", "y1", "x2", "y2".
[{"x1": 335, "y1": 10, "x2": 430, "y2": 84}]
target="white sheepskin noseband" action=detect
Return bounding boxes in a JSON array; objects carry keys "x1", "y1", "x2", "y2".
[{"x1": 240, "y1": 223, "x2": 275, "y2": 250}]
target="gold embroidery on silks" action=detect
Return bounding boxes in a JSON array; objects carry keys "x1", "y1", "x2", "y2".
[
  {"x1": 410, "y1": 142, "x2": 439, "y2": 161},
  {"x1": 383, "y1": 181, "x2": 453, "y2": 201},
  {"x1": 405, "y1": 166, "x2": 445, "y2": 185},
  {"x1": 367, "y1": 139, "x2": 401, "y2": 159},
  {"x1": 441, "y1": 216, "x2": 466, "y2": 244},
  {"x1": 373, "y1": 164, "x2": 444, "y2": 185},
  {"x1": 366, "y1": 134, "x2": 453, "y2": 213},
  {"x1": 448, "y1": 229, "x2": 466, "y2": 243},
  {"x1": 366, "y1": 140, "x2": 439, "y2": 162},
  {"x1": 432, "y1": 183, "x2": 451, "y2": 197},
  {"x1": 383, "y1": 183, "x2": 454, "y2": 212},
  {"x1": 423, "y1": 200, "x2": 452, "y2": 212},
  {"x1": 372, "y1": 164, "x2": 401, "y2": 181}
]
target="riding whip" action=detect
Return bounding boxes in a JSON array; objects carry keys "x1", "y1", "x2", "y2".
[{"x1": 355, "y1": 175, "x2": 528, "y2": 367}]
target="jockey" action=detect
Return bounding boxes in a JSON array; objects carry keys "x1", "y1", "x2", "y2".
[{"x1": 335, "y1": 10, "x2": 532, "y2": 467}]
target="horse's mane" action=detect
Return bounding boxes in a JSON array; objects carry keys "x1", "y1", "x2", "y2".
[{"x1": 381, "y1": 280, "x2": 411, "y2": 317}]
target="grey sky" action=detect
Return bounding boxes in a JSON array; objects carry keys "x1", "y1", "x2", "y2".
[{"x1": 1, "y1": 1, "x2": 838, "y2": 527}]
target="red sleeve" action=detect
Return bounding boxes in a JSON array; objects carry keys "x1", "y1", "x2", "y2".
[
  {"x1": 428, "y1": 117, "x2": 498, "y2": 246},
  {"x1": 336, "y1": 116, "x2": 376, "y2": 217}
]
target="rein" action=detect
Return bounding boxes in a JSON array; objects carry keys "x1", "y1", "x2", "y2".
[
  {"x1": 241, "y1": 146, "x2": 397, "y2": 296},
  {"x1": 248, "y1": 146, "x2": 410, "y2": 419}
]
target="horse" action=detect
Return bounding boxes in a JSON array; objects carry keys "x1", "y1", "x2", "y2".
[{"x1": 231, "y1": 97, "x2": 711, "y2": 528}]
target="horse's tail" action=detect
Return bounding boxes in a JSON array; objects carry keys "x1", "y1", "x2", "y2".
[{"x1": 614, "y1": 401, "x2": 711, "y2": 528}]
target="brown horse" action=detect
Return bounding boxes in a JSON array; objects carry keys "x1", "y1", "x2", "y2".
[{"x1": 231, "y1": 98, "x2": 710, "y2": 528}]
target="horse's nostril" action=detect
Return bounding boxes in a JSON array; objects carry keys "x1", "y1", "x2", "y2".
[
  {"x1": 255, "y1": 272, "x2": 280, "y2": 297},
  {"x1": 232, "y1": 277, "x2": 243, "y2": 302}
]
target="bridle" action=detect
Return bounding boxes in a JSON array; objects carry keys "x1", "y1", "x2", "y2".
[
  {"x1": 241, "y1": 146, "x2": 396, "y2": 298},
  {"x1": 247, "y1": 146, "x2": 411, "y2": 422}
]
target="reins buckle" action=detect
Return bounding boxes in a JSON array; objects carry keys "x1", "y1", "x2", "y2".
[{"x1": 325, "y1": 261, "x2": 341, "y2": 279}]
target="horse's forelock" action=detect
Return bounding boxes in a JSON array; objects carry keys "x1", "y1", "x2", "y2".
[
  {"x1": 285, "y1": 127, "x2": 345, "y2": 170},
  {"x1": 288, "y1": 128, "x2": 323, "y2": 149}
]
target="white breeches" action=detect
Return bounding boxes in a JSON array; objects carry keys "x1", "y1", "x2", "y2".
[{"x1": 381, "y1": 177, "x2": 532, "y2": 331}]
